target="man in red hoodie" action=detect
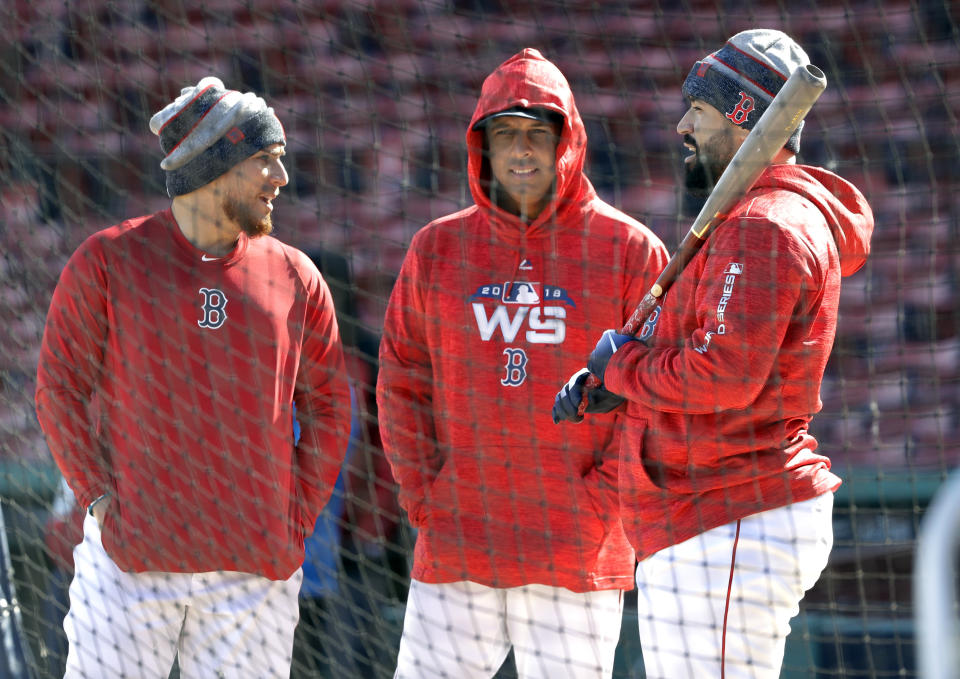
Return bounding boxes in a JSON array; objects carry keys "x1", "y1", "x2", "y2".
[
  {"x1": 35, "y1": 77, "x2": 351, "y2": 678},
  {"x1": 377, "y1": 49, "x2": 668, "y2": 677},
  {"x1": 554, "y1": 29, "x2": 874, "y2": 678}
]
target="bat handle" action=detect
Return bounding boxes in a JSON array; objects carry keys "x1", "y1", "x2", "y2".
[{"x1": 576, "y1": 372, "x2": 603, "y2": 417}]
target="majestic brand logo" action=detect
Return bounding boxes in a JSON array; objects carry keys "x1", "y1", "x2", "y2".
[
  {"x1": 198, "y1": 288, "x2": 228, "y2": 329},
  {"x1": 725, "y1": 92, "x2": 755, "y2": 125}
]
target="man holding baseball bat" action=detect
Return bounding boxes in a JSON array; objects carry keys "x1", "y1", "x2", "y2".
[{"x1": 553, "y1": 29, "x2": 874, "y2": 678}]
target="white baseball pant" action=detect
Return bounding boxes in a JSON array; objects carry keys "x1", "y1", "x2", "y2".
[
  {"x1": 63, "y1": 513, "x2": 302, "y2": 679},
  {"x1": 394, "y1": 579, "x2": 624, "y2": 679},
  {"x1": 635, "y1": 492, "x2": 834, "y2": 679}
]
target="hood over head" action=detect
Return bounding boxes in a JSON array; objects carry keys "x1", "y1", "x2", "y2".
[
  {"x1": 466, "y1": 48, "x2": 595, "y2": 233},
  {"x1": 754, "y1": 164, "x2": 874, "y2": 276}
]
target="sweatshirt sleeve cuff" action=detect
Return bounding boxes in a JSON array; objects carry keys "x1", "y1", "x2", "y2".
[
  {"x1": 75, "y1": 483, "x2": 111, "y2": 513},
  {"x1": 605, "y1": 341, "x2": 645, "y2": 397}
]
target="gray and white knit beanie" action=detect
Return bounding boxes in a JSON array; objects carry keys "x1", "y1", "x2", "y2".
[
  {"x1": 149, "y1": 76, "x2": 286, "y2": 197},
  {"x1": 682, "y1": 29, "x2": 810, "y2": 153}
]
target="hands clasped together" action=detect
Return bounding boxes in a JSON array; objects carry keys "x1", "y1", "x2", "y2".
[{"x1": 552, "y1": 329, "x2": 639, "y2": 424}]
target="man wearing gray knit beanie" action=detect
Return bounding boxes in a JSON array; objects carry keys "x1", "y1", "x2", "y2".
[
  {"x1": 553, "y1": 28, "x2": 874, "y2": 679},
  {"x1": 150, "y1": 75, "x2": 288, "y2": 246},
  {"x1": 36, "y1": 77, "x2": 351, "y2": 678},
  {"x1": 679, "y1": 28, "x2": 810, "y2": 194}
]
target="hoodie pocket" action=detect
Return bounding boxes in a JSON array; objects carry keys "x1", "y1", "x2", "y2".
[
  {"x1": 418, "y1": 456, "x2": 455, "y2": 526},
  {"x1": 617, "y1": 413, "x2": 662, "y2": 500},
  {"x1": 581, "y1": 462, "x2": 619, "y2": 536}
]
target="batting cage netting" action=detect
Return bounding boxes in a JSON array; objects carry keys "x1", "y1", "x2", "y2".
[{"x1": 2, "y1": 1, "x2": 958, "y2": 678}]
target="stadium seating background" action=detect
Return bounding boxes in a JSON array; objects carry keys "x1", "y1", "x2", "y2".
[{"x1": 2, "y1": 1, "x2": 958, "y2": 676}]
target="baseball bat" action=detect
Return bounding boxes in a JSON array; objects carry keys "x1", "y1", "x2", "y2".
[{"x1": 577, "y1": 64, "x2": 828, "y2": 416}]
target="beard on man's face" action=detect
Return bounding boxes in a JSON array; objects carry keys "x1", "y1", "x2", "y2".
[
  {"x1": 222, "y1": 192, "x2": 273, "y2": 237},
  {"x1": 682, "y1": 132, "x2": 734, "y2": 198}
]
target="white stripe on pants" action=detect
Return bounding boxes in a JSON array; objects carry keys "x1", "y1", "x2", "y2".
[
  {"x1": 635, "y1": 493, "x2": 834, "y2": 679},
  {"x1": 395, "y1": 579, "x2": 624, "y2": 679},
  {"x1": 64, "y1": 513, "x2": 302, "y2": 679}
]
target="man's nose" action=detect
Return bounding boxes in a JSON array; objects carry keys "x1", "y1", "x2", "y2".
[
  {"x1": 271, "y1": 160, "x2": 289, "y2": 186},
  {"x1": 512, "y1": 132, "x2": 534, "y2": 155}
]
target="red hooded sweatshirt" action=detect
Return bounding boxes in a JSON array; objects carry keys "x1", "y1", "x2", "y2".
[
  {"x1": 377, "y1": 49, "x2": 668, "y2": 592},
  {"x1": 604, "y1": 164, "x2": 874, "y2": 559}
]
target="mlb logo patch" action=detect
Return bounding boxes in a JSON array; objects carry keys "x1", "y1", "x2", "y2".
[
  {"x1": 225, "y1": 127, "x2": 245, "y2": 144},
  {"x1": 724, "y1": 262, "x2": 743, "y2": 275},
  {"x1": 697, "y1": 61, "x2": 710, "y2": 77},
  {"x1": 502, "y1": 281, "x2": 541, "y2": 304}
]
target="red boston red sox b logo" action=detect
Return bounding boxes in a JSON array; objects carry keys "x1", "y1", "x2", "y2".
[{"x1": 726, "y1": 92, "x2": 755, "y2": 125}]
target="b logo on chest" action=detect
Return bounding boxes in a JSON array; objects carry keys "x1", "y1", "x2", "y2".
[{"x1": 198, "y1": 288, "x2": 228, "y2": 329}]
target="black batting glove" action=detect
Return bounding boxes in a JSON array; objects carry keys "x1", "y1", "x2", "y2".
[
  {"x1": 552, "y1": 368, "x2": 626, "y2": 424},
  {"x1": 587, "y1": 329, "x2": 639, "y2": 384},
  {"x1": 553, "y1": 369, "x2": 589, "y2": 423}
]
